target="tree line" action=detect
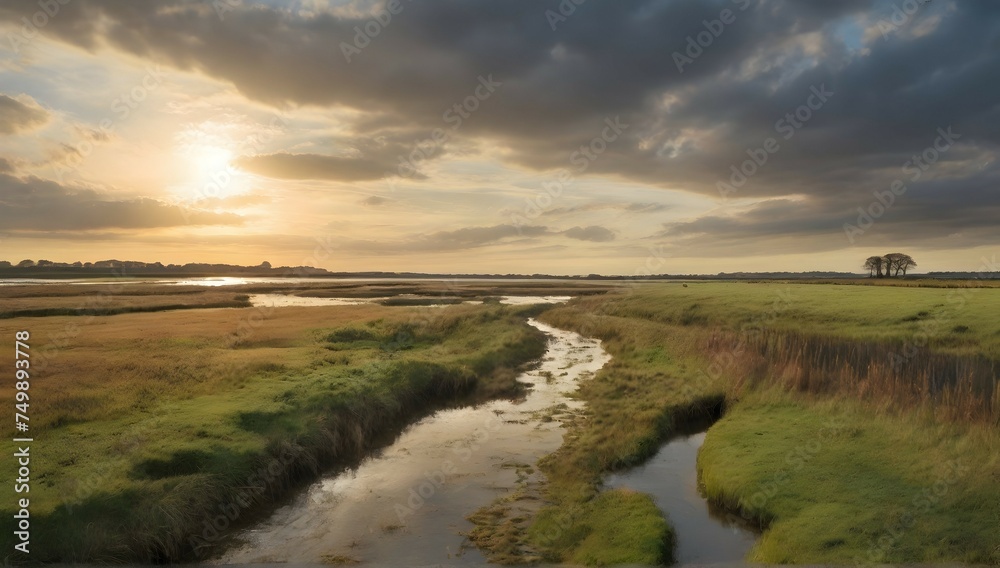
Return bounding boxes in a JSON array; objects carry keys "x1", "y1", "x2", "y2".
[{"x1": 864, "y1": 253, "x2": 917, "y2": 278}]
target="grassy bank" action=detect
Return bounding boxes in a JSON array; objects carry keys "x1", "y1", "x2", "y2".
[
  {"x1": 465, "y1": 299, "x2": 727, "y2": 565},
  {"x1": 521, "y1": 303, "x2": 725, "y2": 565},
  {"x1": 698, "y1": 390, "x2": 1000, "y2": 563},
  {"x1": 1, "y1": 302, "x2": 547, "y2": 563},
  {"x1": 469, "y1": 281, "x2": 1000, "y2": 564}
]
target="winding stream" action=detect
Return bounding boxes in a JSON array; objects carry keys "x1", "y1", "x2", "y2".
[
  {"x1": 216, "y1": 317, "x2": 758, "y2": 565},
  {"x1": 607, "y1": 428, "x2": 759, "y2": 564},
  {"x1": 217, "y1": 319, "x2": 610, "y2": 565}
]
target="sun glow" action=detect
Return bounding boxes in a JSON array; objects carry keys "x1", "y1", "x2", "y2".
[
  {"x1": 172, "y1": 142, "x2": 250, "y2": 202},
  {"x1": 190, "y1": 145, "x2": 235, "y2": 179},
  {"x1": 174, "y1": 125, "x2": 252, "y2": 202}
]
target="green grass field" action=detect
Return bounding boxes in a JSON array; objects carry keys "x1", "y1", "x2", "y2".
[
  {"x1": 508, "y1": 281, "x2": 1000, "y2": 565},
  {"x1": 699, "y1": 392, "x2": 999, "y2": 564},
  {"x1": 4, "y1": 279, "x2": 999, "y2": 565},
  {"x1": 1, "y1": 302, "x2": 547, "y2": 563}
]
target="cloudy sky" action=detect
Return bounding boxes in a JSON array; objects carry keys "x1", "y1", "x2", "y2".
[{"x1": 0, "y1": 0, "x2": 997, "y2": 275}]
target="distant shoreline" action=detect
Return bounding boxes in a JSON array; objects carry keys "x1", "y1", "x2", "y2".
[{"x1": 0, "y1": 269, "x2": 996, "y2": 281}]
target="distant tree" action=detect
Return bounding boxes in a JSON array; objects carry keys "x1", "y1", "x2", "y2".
[
  {"x1": 885, "y1": 252, "x2": 903, "y2": 277},
  {"x1": 17, "y1": 259, "x2": 35, "y2": 268},
  {"x1": 863, "y1": 256, "x2": 885, "y2": 278},
  {"x1": 0, "y1": 261, "x2": 11, "y2": 269},
  {"x1": 883, "y1": 253, "x2": 917, "y2": 277},
  {"x1": 259, "y1": 261, "x2": 272, "y2": 270},
  {"x1": 36, "y1": 259, "x2": 53, "y2": 267},
  {"x1": 896, "y1": 254, "x2": 917, "y2": 277}
]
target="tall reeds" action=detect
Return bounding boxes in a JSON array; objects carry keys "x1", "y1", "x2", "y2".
[{"x1": 706, "y1": 329, "x2": 998, "y2": 424}]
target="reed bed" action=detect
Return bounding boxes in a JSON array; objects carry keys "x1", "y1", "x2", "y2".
[{"x1": 709, "y1": 329, "x2": 999, "y2": 424}]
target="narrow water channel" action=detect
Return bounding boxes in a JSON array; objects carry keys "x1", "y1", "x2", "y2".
[
  {"x1": 216, "y1": 319, "x2": 611, "y2": 565},
  {"x1": 246, "y1": 294, "x2": 574, "y2": 308},
  {"x1": 606, "y1": 428, "x2": 759, "y2": 564}
]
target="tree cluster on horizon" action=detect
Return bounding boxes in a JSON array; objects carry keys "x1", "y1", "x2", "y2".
[{"x1": 864, "y1": 253, "x2": 917, "y2": 278}]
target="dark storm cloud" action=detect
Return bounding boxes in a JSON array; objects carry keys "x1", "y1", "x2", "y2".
[
  {"x1": 0, "y1": 93, "x2": 49, "y2": 134},
  {"x1": 4, "y1": 0, "x2": 999, "y2": 249},
  {"x1": 661, "y1": 163, "x2": 1000, "y2": 252},
  {"x1": 0, "y1": 173, "x2": 243, "y2": 231}
]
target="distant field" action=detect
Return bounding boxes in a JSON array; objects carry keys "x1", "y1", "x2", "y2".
[
  {"x1": 0, "y1": 280, "x2": 617, "y2": 318},
  {"x1": 604, "y1": 281, "x2": 1000, "y2": 356}
]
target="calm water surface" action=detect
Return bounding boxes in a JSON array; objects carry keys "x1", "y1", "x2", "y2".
[
  {"x1": 607, "y1": 430, "x2": 758, "y2": 564},
  {"x1": 216, "y1": 319, "x2": 610, "y2": 565}
]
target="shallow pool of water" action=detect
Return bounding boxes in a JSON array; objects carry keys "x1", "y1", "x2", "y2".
[
  {"x1": 247, "y1": 293, "x2": 376, "y2": 307},
  {"x1": 246, "y1": 293, "x2": 573, "y2": 308},
  {"x1": 215, "y1": 319, "x2": 610, "y2": 565},
  {"x1": 606, "y1": 429, "x2": 758, "y2": 564}
]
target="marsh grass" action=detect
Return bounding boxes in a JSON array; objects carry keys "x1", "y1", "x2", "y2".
[
  {"x1": 713, "y1": 329, "x2": 999, "y2": 424},
  {"x1": 0, "y1": 285, "x2": 255, "y2": 318},
  {"x1": 505, "y1": 283, "x2": 1000, "y2": 565},
  {"x1": 0, "y1": 302, "x2": 547, "y2": 563},
  {"x1": 697, "y1": 394, "x2": 1000, "y2": 564},
  {"x1": 0, "y1": 299, "x2": 250, "y2": 319}
]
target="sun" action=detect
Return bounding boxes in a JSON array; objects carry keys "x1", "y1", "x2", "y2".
[
  {"x1": 174, "y1": 140, "x2": 248, "y2": 201},
  {"x1": 190, "y1": 144, "x2": 235, "y2": 179},
  {"x1": 171, "y1": 121, "x2": 266, "y2": 204}
]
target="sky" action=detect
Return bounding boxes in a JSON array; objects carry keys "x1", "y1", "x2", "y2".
[{"x1": 0, "y1": 0, "x2": 998, "y2": 275}]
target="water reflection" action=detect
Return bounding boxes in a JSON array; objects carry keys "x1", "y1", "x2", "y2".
[
  {"x1": 247, "y1": 294, "x2": 573, "y2": 307},
  {"x1": 216, "y1": 320, "x2": 611, "y2": 565},
  {"x1": 606, "y1": 431, "x2": 758, "y2": 564}
]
